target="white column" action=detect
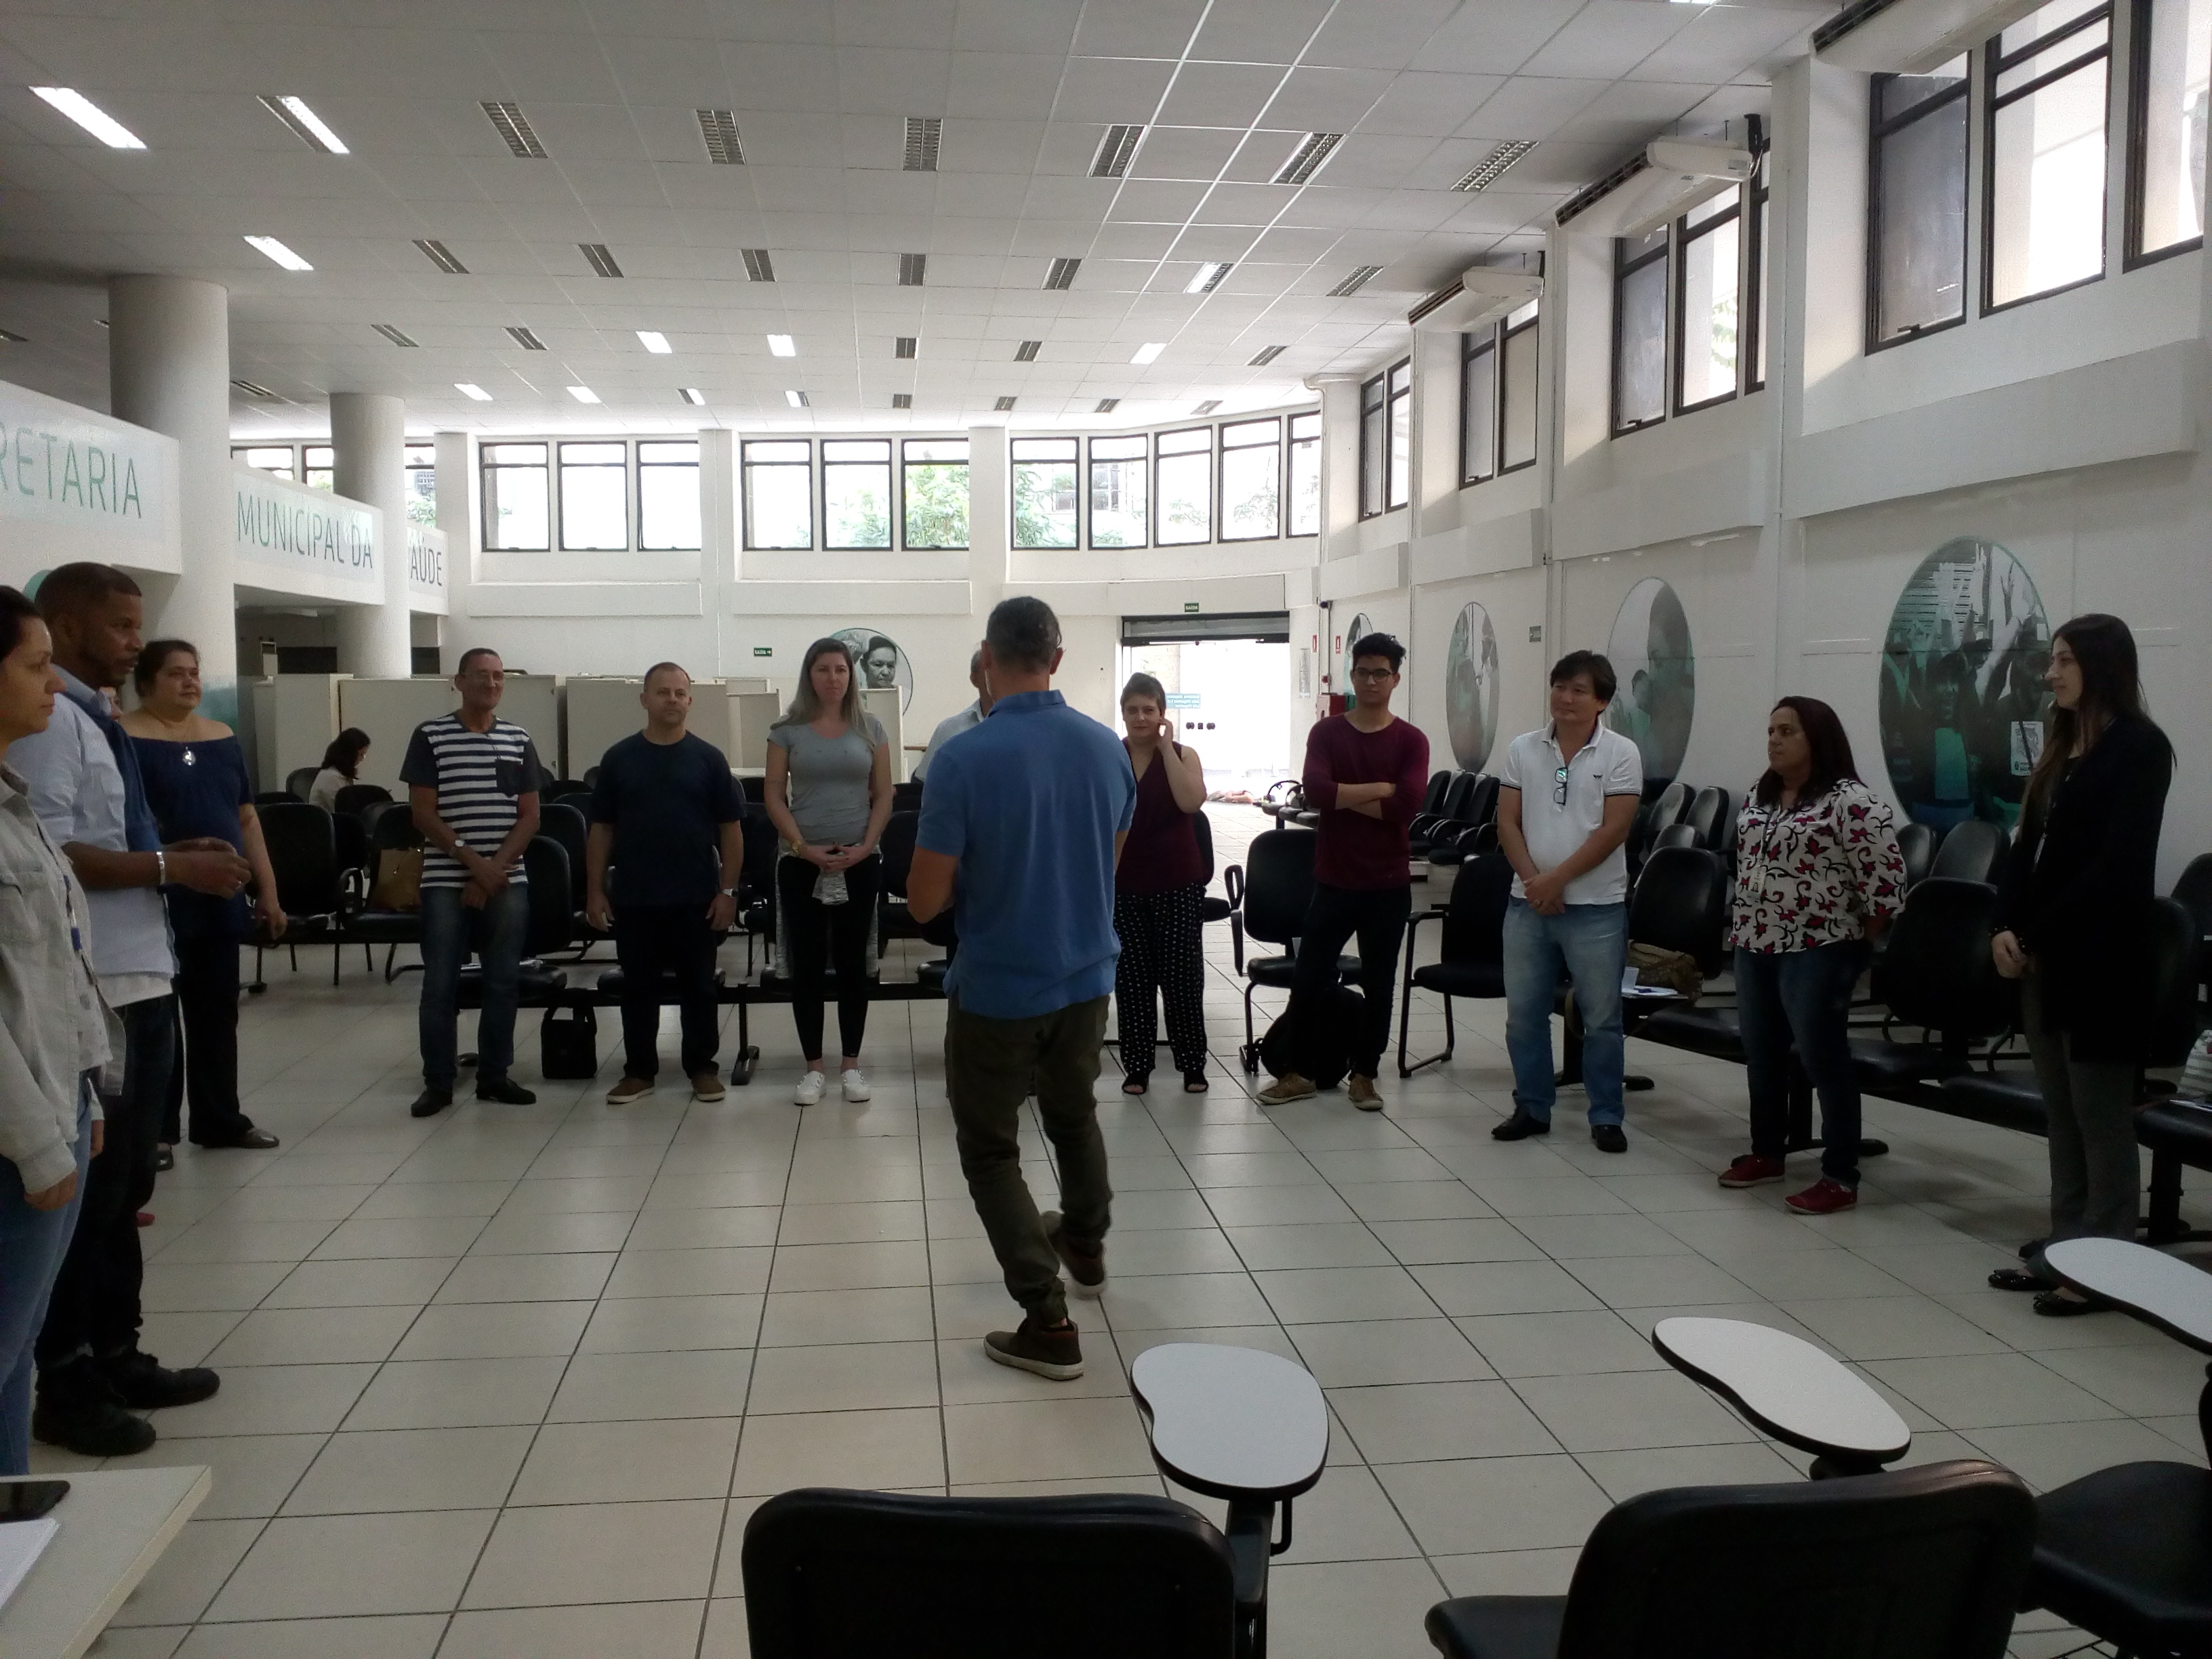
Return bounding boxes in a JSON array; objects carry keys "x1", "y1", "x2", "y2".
[
  {"x1": 108, "y1": 275, "x2": 239, "y2": 721},
  {"x1": 698, "y1": 428, "x2": 735, "y2": 677},
  {"x1": 330, "y1": 392, "x2": 413, "y2": 676},
  {"x1": 433, "y1": 430, "x2": 472, "y2": 675}
]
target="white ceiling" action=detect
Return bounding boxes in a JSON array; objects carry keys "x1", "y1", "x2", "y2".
[{"x1": 0, "y1": 0, "x2": 1815, "y2": 437}]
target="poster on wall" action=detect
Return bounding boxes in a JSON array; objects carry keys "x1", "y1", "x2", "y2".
[
  {"x1": 1338, "y1": 611, "x2": 1374, "y2": 689},
  {"x1": 1603, "y1": 577, "x2": 1696, "y2": 790},
  {"x1": 1879, "y1": 537, "x2": 2049, "y2": 830},
  {"x1": 832, "y1": 627, "x2": 913, "y2": 713},
  {"x1": 1444, "y1": 602, "x2": 1500, "y2": 773}
]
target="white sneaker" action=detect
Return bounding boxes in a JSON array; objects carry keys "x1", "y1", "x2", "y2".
[
  {"x1": 794, "y1": 1069, "x2": 826, "y2": 1106},
  {"x1": 841, "y1": 1068, "x2": 871, "y2": 1102}
]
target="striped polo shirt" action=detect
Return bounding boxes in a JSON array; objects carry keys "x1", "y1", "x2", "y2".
[{"x1": 398, "y1": 712, "x2": 547, "y2": 888}]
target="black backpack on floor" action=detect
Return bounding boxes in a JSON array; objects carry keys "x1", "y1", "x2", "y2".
[{"x1": 1260, "y1": 984, "x2": 1366, "y2": 1090}]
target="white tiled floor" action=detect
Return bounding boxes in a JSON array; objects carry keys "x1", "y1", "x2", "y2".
[{"x1": 54, "y1": 806, "x2": 2179, "y2": 1658}]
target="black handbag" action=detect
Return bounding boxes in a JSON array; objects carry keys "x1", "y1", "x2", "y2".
[{"x1": 540, "y1": 1003, "x2": 597, "y2": 1079}]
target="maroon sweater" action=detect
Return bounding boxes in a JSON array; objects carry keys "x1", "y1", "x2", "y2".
[{"x1": 1301, "y1": 714, "x2": 1429, "y2": 890}]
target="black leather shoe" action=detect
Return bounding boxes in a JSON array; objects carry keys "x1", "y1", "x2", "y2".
[
  {"x1": 104, "y1": 1349, "x2": 219, "y2": 1410},
  {"x1": 1989, "y1": 1267, "x2": 2045, "y2": 1292},
  {"x1": 33, "y1": 1391, "x2": 155, "y2": 1457},
  {"x1": 2034, "y1": 1288, "x2": 2103, "y2": 1317},
  {"x1": 476, "y1": 1076, "x2": 537, "y2": 1105},
  {"x1": 1492, "y1": 1109, "x2": 1551, "y2": 1141},
  {"x1": 409, "y1": 1086, "x2": 453, "y2": 1118},
  {"x1": 1591, "y1": 1124, "x2": 1629, "y2": 1154},
  {"x1": 194, "y1": 1128, "x2": 279, "y2": 1150}
]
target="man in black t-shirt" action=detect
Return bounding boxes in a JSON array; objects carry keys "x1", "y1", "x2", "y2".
[{"x1": 587, "y1": 663, "x2": 745, "y2": 1103}]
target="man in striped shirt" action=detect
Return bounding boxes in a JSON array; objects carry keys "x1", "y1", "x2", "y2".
[{"x1": 402, "y1": 648, "x2": 547, "y2": 1118}]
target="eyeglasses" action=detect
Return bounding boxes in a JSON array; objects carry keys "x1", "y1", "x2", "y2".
[
  {"x1": 1349, "y1": 667, "x2": 1394, "y2": 683},
  {"x1": 1553, "y1": 764, "x2": 1570, "y2": 807}
]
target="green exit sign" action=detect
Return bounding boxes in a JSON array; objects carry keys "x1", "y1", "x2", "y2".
[
  {"x1": 752, "y1": 646, "x2": 773, "y2": 657},
  {"x1": 1183, "y1": 601, "x2": 1200, "y2": 613}
]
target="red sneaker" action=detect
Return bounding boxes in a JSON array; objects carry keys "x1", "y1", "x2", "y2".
[
  {"x1": 1717, "y1": 1154, "x2": 1784, "y2": 1189},
  {"x1": 135, "y1": 1212, "x2": 154, "y2": 1227},
  {"x1": 1786, "y1": 1178, "x2": 1858, "y2": 1215}
]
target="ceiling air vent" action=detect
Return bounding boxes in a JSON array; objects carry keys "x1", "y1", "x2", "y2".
[
  {"x1": 892, "y1": 393, "x2": 913, "y2": 409},
  {"x1": 994, "y1": 396, "x2": 1017, "y2": 411},
  {"x1": 697, "y1": 109, "x2": 744, "y2": 164},
  {"x1": 1326, "y1": 265, "x2": 1382, "y2": 297},
  {"x1": 899, "y1": 253, "x2": 926, "y2": 286},
  {"x1": 1454, "y1": 140, "x2": 1537, "y2": 192},
  {"x1": 1193, "y1": 399, "x2": 1221, "y2": 414},
  {"x1": 505, "y1": 325, "x2": 548, "y2": 350},
  {"x1": 1014, "y1": 339, "x2": 1042, "y2": 361},
  {"x1": 371, "y1": 323, "x2": 419, "y2": 347},
  {"x1": 1044, "y1": 258, "x2": 1082, "y2": 290},
  {"x1": 903, "y1": 117, "x2": 941, "y2": 171},
  {"x1": 1248, "y1": 344, "x2": 1286, "y2": 365},
  {"x1": 1091, "y1": 124, "x2": 1143, "y2": 178},
  {"x1": 579, "y1": 243, "x2": 623, "y2": 278},
  {"x1": 1273, "y1": 132, "x2": 1342, "y2": 185},
  {"x1": 1094, "y1": 398, "x2": 1120, "y2": 413},
  {"x1": 742, "y1": 248, "x2": 775, "y2": 282},
  {"x1": 230, "y1": 378, "x2": 277, "y2": 398},
  {"x1": 480, "y1": 101, "x2": 546, "y2": 159},
  {"x1": 895, "y1": 336, "x2": 918, "y2": 359},
  {"x1": 414, "y1": 239, "x2": 467, "y2": 274}
]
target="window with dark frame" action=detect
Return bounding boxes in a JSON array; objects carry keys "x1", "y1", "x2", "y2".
[
  {"x1": 1155, "y1": 425, "x2": 1212, "y2": 545},
  {"x1": 234, "y1": 445, "x2": 296, "y2": 481},
  {"x1": 1089, "y1": 434, "x2": 1149, "y2": 548},
  {"x1": 743, "y1": 439, "x2": 813, "y2": 549},
  {"x1": 637, "y1": 441, "x2": 701, "y2": 551},
  {"x1": 1218, "y1": 416, "x2": 1281, "y2": 539},
  {"x1": 1869, "y1": 60, "x2": 1971, "y2": 348},
  {"x1": 1748, "y1": 149, "x2": 1771, "y2": 391},
  {"x1": 1612, "y1": 227, "x2": 1668, "y2": 434},
  {"x1": 1986, "y1": 0, "x2": 2112, "y2": 312},
  {"x1": 1287, "y1": 411, "x2": 1321, "y2": 536},
  {"x1": 404, "y1": 442, "x2": 436, "y2": 526},
  {"x1": 1675, "y1": 186, "x2": 1744, "y2": 413},
  {"x1": 1385, "y1": 358, "x2": 1412, "y2": 510},
  {"x1": 1357, "y1": 369, "x2": 1387, "y2": 518},
  {"x1": 302, "y1": 444, "x2": 335, "y2": 493},
  {"x1": 557, "y1": 441, "x2": 628, "y2": 550},
  {"x1": 1460, "y1": 327, "x2": 1497, "y2": 487},
  {"x1": 900, "y1": 438, "x2": 969, "y2": 550},
  {"x1": 822, "y1": 438, "x2": 893, "y2": 550},
  {"x1": 1011, "y1": 436, "x2": 1079, "y2": 549},
  {"x1": 1499, "y1": 300, "x2": 1541, "y2": 473},
  {"x1": 2129, "y1": 0, "x2": 2212, "y2": 262},
  {"x1": 480, "y1": 441, "x2": 549, "y2": 550}
]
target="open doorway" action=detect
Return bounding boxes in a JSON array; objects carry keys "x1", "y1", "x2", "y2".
[{"x1": 1118, "y1": 613, "x2": 1291, "y2": 798}]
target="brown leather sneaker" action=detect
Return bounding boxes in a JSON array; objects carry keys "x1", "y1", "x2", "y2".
[
  {"x1": 1346, "y1": 1074, "x2": 1383, "y2": 1111},
  {"x1": 1042, "y1": 1210, "x2": 1105, "y2": 1298},
  {"x1": 983, "y1": 1313, "x2": 1084, "y2": 1380}
]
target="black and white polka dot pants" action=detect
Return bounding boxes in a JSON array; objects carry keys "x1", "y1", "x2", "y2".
[{"x1": 1114, "y1": 882, "x2": 1208, "y2": 1079}]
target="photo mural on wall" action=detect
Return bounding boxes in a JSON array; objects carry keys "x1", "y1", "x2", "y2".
[
  {"x1": 1603, "y1": 577, "x2": 1696, "y2": 790},
  {"x1": 1338, "y1": 611, "x2": 1374, "y2": 691},
  {"x1": 832, "y1": 628, "x2": 914, "y2": 714},
  {"x1": 1878, "y1": 537, "x2": 2050, "y2": 831},
  {"x1": 1444, "y1": 601, "x2": 1500, "y2": 772}
]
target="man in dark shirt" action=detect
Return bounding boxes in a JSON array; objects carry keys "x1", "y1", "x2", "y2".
[
  {"x1": 1258, "y1": 632, "x2": 1428, "y2": 1112},
  {"x1": 587, "y1": 663, "x2": 745, "y2": 1104}
]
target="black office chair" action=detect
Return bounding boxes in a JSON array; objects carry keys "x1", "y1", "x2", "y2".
[
  {"x1": 1397, "y1": 853, "x2": 1511, "y2": 1076},
  {"x1": 1679, "y1": 785, "x2": 1730, "y2": 852},
  {"x1": 739, "y1": 774, "x2": 767, "y2": 808},
  {"x1": 2172, "y1": 851, "x2": 2212, "y2": 1006},
  {"x1": 1425, "y1": 1460, "x2": 2034, "y2": 1659},
  {"x1": 1235, "y1": 826, "x2": 1356, "y2": 1074},
  {"x1": 536, "y1": 800, "x2": 595, "y2": 954},
  {"x1": 1410, "y1": 773, "x2": 1482, "y2": 859},
  {"x1": 344, "y1": 805, "x2": 428, "y2": 981},
  {"x1": 1927, "y1": 816, "x2": 2008, "y2": 886},
  {"x1": 1427, "y1": 776, "x2": 1501, "y2": 869},
  {"x1": 283, "y1": 764, "x2": 319, "y2": 801},
  {"x1": 1849, "y1": 877, "x2": 2013, "y2": 1093},
  {"x1": 331, "y1": 811, "x2": 369, "y2": 895},
  {"x1": 253, "y1": 790, "x2": 296, "y2": 808},
  {"x1": 1631, "y1": 847, "x2": 1740, "y2": 1059},
  {"x1": 1191, "y1": 809, "x2": 1243, "y2": 929},
  {"x1": 892, "y1": 778, "x2": 924, "y2": 813},
  {"x1": 876, "y1": 808, "x2": 928, "y2": 945},
  {"x1": 1650, "y1": 821, "x2": 1698, "y2": 853},
  {"x1": 542, "y1": 779, "x2": 594, "y2": 804},
  {"x1": 455, "y1": 834, "x2": 572, "y2": 1012},
  {"x1": 331, "y1": 782, "x2": 392, "y2": 819},
  {"x1": 1897, "y1": 819, "x2": 1940, "y2": 890},
  {"x1": 249, "y1": 802, "x2": 346, "y2": 989},
  {"x1": 1628, "y1": 779, "x2": 1694, "y2": 874},
  {"x1": 733, "y1": 811, "x2": 782, "y2": 975},
  {"x1": 743, "y1": 1488, "x2": 1237, "y2": 1659}
]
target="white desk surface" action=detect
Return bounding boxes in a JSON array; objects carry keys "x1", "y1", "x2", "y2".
[
  {"x1": 0, "y1": 1466, "x2": 209, "y2": 1659},
  {"x1": 2045, "y1": 1238, "x2": 2212, "y2": 1353},
  {"x1": 1654, "y1": 1317, "x2": 1910, "y2": 1463},
  {"x1": 1131, "y1": 1343, "x2": 1329, "y2": 1502}
]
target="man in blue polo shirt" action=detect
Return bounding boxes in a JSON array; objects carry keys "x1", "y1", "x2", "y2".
[{"x1": 909, "y1": 596, "x2": 1135, "y2": 1381}]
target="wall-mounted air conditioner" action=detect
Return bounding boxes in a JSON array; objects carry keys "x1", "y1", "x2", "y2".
[
  {"x1": 1553, "y1": 137, "x2": 1755, "y2": 239},
  {"x1": 1408, "y1": 268, "x2": 1544, "y2": 333},
  {"x1": 1814, "y1": 0, "x2": 2044, "y2": 73}
]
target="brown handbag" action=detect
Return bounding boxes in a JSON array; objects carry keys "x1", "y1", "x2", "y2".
[{"x1": 370, "y1": 848, "x2": 424, "y2": 912}]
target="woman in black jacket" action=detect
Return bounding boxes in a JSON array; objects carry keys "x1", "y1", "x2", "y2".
[{"x1": 1988, "y1": 614, "x2": 2172, "y2": 1315}]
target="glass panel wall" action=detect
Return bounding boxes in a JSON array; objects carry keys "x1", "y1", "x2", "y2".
[
  {"x1": 823, "y1": 439, "x2": 893, "y2": 549},
  {"x1": 1218, "y1": 417, "x2": 1280, "y2": 539},
  {"x1": 900, "y1": 438, "x2": 969, "y2": 549},
  {"x1": 1089, "y1": 435, "x2": 1148, "y2": 547},
  {"x1": 1156, "y1": 426, "x2": 1212, "y2": 545},
  {"x1": 637, "y1": 441, "x2": 701, "y2": 551},
  {"x1": 743, "y1": 441, "x2": 812, "y2": 548},
  {"x1": 1012, "y1": 437, "x2": 1079, "y2": 548},
  {"x1": 558, "y1": 441, "x2": 628, "y2": 550}
]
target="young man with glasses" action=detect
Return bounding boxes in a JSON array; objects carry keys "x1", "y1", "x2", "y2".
[
  {"x1": 1492, "y1": 651, "x2": 1643, "y2": 1151},
  {"x1": 1258, "y1": 633, "x2": 1428, "y2": 1111}
]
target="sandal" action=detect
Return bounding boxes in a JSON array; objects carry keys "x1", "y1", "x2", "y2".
[
  {"x1": 154, "y1": 1145, "x2": 174, "y2": 1172},
  {"x1": 2034, "y1": 1288, "x2": 2101, "y2": 1317},
  {"x1": 1122, "y1": 1076, "x2": 1149, "y2": 1096},
  {"x1": 1988, "y1": 1267, "x2": 2045, "y2": 1292},
  {"x1": 1183, "y1": 1071, "x2": 1209, "y2": 1094}
]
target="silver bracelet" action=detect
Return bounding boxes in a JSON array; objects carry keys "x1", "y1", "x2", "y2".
[{"x1": 154, "y1": 849, "x2": 167, "y2": 886}]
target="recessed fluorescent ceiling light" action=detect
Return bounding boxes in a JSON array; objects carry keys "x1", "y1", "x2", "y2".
[
  {"x1": 1044, "y1": 257, "x2": 1082, "y2": 290},
  {"x1": 1193, "y1": 399, "x2": 1221, "y2": 414},
  {"x1": 1248, "y1": 344, "x2": 1286, "y2": 365},
  {"x1": 1185, "y1": 262, "x2": 1232, "y2": 294},
  {"x1": 567, "y1": 385, "x2": 600, "y2": 404},
  {"x1": 455, "y1": 382, "x2": 493, "y2": 401},
  {"x1": 505, "y1": 325, "x2": 547, "y2": 350},
  {"x1": 742, "y1": 248, "x2": 775, "y2": 282},
  {"x1": 1014, "y1": 340, "x2": 1041, "y2": 361},
  {"x1": 230, "y1": 378, "x2": 275, "y2": 398},
  {"x1": 414, "y1": 238, "x2": 468, "y2": 273},
  {"x1": 697, "y1": 108, "x2": 743, "y2": 164},
  {"x1": 30, "y1": 87, "x2": 144, "y2": 148},
  {"x1": 895, "y1": 336, "x2": 917, "y2": 359},
  {"x1": 903, "y1": 116, "x2": 941, "y2": 171},
  {"x1": 1091, "y1": 124, "x2": 1143, "y2": 178},
  {"x1": 766, "y1": 333, "x2": 796, "y2": 357},
  {"x1": 244, "y1": 235, "x2": 312, "y2": 271},
  {"x1": 1454, "y1": 140, "x2": 1538, "y2": 192},
  {"x1": 371, "y1": 323, "x2": 417, "y2": 347},
  {"x1": 579, "y1": 243, "x2": 623, "y2": 278},
  {"x1": 993, "y1": 396, "x2": 1017, "y2": 411},
  {"x1": 1130, "y1": 342, "x2": 1165, "y2": 365},
  {"x1": 785, "y1": 389, "x2": 808, "y2": 408},
  {"x1": 1094, "y1": 398, "x2": 1120, "y2": 413},
  {"x1": 0, "y1": 327, "x2": 24, "y2": 343},
  {"x1": 1273, "y1": 131, "x2": 1341, "y2": 185},
  {"x1": 481, "y1": 100, "x2": 546, "y2": 158},
  {"x1": 259, "y1": 94, "x2": 348, "y2": 153},
  {"x1": 1326, "y1": 264, "x2": 1382, "y2": 296},
  {"x1": 898, "y1": 253, "x2": 926, "y2": 286},
  {"x1": 637, "y1": 329, "x2": 672, "y2": 353},
  {"x1": 679, "y1": 387, "x2": 705, "y2": 405},
  {"x1": 891, "y1": 393, "x2": 912, "y2": 409}
]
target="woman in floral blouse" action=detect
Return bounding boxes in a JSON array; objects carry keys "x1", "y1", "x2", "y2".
[{"x1": 1716, "y1": 697, "x2": 1905, "y2": 1214}]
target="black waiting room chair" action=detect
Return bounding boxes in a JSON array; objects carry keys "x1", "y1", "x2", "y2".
[
  {"x1": 1234, "y1": 827, "x2": 1356, "y2": 1074},
  {"x1": 1191, "y1": 808, "x2": 1244, "y2": 930},
  {"x1": 283, "y1": 764, "x2": 319, "y2": 801},
  {"x1": 1628, "y1": 846, "x2": 1739, "y2": 1061},
  {"x1": 1925, "y1": 815, "x2": 2009, "y2": 886},
  {"x1": 1397, "y1": 853, "x2": 1511, "y2": 1077},
  {"x1": 343, "y1": 803, "x2": 427, "y2": 981},
  {"x1": 535, "y1": 799, "x2": 596, "y2": 955},
  {"x1": 331, "y1": 781, "x2": 392, "y2": 820},
  {"x1": 1896, "y1": 819, "x2": 1940, "y2": 890},
  {"x1": 248, "y1": 801, "x2": 346, "y2": 989},
  {"x1": 1425, "y1": 1460, "x2": 2034, "y2": 1659},
  {"x1": 1426, "y1": 775, "x2": 1501, "y2": 869}
]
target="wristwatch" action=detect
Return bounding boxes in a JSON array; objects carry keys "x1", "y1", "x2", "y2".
[{"x1": 719, "y1": 886, "x2": 741, "y2": 898}]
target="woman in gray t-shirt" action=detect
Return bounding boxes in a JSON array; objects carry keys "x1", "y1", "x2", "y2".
[{"x1": 764, "y1": 638, "x2": 893, "y2": 1107}]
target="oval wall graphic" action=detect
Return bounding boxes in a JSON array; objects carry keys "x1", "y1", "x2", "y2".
[
  {"x1": 832, "y1": 627, "x2": 914, "y2": 713},
  {"x1": 1603, "y1": 577, "x2": 1695, "y2": 790},
  {"x1": 1444, "y1": 601, "x2": 1500, "y2": 773}
]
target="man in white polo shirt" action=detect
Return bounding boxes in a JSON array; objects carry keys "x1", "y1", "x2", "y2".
[{"x1": 1491, "y1": 651, "x2": 1644, "y2": 1152}]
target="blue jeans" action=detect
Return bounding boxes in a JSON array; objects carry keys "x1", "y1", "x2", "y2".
[
  {"x1": 419, "y1": 883, "x2": 529, "y2": 1088},
  {"x1": 2, "y1": 1088, "x2": 91, "y2": 1474},
  {"x1": 1738, "y1": 941, "x2": 1870, "y2": 1187},
  {"x1": 1504, "y1": 899, "x2": 1629, "y2": 1126}
]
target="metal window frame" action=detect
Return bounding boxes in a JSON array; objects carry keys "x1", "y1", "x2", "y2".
[
  {"x1": 555, "y1": 438, "x2": 632, "y2": 552},
  {"x1": 820, "y1": 438, "x2": 895, "y2": 551},
  {"x1": 1010, "y1": 436, "x2": 1081, "y2": 550},
  {"x1": 1153, "y1": 424, "x2": 1214, "y2": 546},
  {"x1": 898, "y1": 436, "x2": 970, "y2": 551},
  {"x1": 1286, "y1": 411, "x2": 1322, "y2": 537},
  {"x1": 1611, "y1": 232, "x2": 1671, "y2": 436},
  {"x1": 1981, "y1": 3, "x2": 2114, "y2": 316},
  {"x1": 2125, "y1": 0, "x2": 2209, "y2": 265},
  {"x1": 740, "y1": 438, "x2": 815, "y2": 551},
  {"x1": 1746, "y1": 154, "x2": 1772, "y2": 392},
  {"x1": 1866, "y1": 66, "x2": 1974, "y2": 352},
  {"x1": 1086, "y1": 434, "x2": 1151, "y2": 550},
  {"x1": 1459, "y1": 325, "x2": 1498, "y2": 487},
  {"x1": 636, "y1": 439, "x2": 703, "y2": 552},
  {"x1": 233, "y1": 443, "x2": 299, "y2": 481},
  {"x1": 1357, "y1": 367, "x2": 1388, "y2": 519},
  {"x1": 1385, "y1": 357, "x2": 1414, "y2": 510},
  {"x1": 1498, "y1": 309, "x2": 1541, "y2": 476},
  {"x1": 1216, "y1": 414, "x2": 1282, "y2": 541},
  {"x1": 1672, "y1": 188, "x2": 1745, "y2": 417},
  {"x1": 479, "y1": 440, "x2": 551, "y2": 552}
]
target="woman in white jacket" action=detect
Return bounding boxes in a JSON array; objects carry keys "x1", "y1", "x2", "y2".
[{"x1": 0, "y1": 586, "x2": 109, "y2": 1474}]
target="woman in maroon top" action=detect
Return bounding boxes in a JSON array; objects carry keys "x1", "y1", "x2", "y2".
[{"x1": 1114, "y1": 673, "x2": 1210, "y2": 1094}]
